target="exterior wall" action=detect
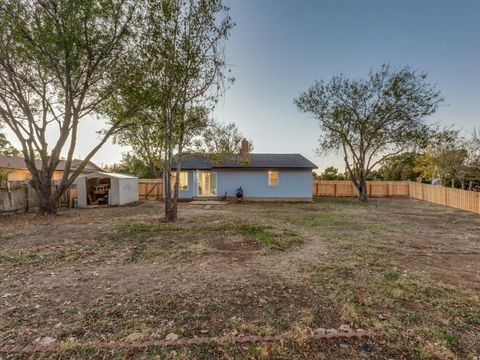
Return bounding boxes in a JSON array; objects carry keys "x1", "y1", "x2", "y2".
[
  {"x1": 118, "y1": 178, "x2": 139, "y2": 205},
  {"x1": 110, "y1": 177, "x2": 120, "y2": 205},
  {"x1": 75, "y1": 178, "x2": 88, "y2": 207},
  {"x1": 5, "y1": 169, "x2": 31, "y2": 181},
  {"x1": 4, "y1": 169, "x2": 80, "y2": 182},
  {"x1": 217, "y1": 169, "x2": 312, "y2": 200},
  {"x1": 171, "y1": 169, "x2": 313, "y2": 200}
]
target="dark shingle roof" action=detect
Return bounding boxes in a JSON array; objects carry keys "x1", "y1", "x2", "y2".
[
  {"x1": 173, "y1": 154, "x2": 317, "y2": 170},
  {"x1": 0, "y1": 155, "x2": 102, "y2": 173}
]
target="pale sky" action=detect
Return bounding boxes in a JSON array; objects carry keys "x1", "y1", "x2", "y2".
[{"x1": 4, "y1": 0, "x2": 480, "y2": 173}]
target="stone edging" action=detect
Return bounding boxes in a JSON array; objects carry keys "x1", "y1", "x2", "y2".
[{"x1": 0, "y1": 328, "x2": 387, "y2": 354}]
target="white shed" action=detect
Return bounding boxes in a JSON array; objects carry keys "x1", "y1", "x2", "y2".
[{"x1": 74, "y1": 172, "x2": 139, "y2": 207}]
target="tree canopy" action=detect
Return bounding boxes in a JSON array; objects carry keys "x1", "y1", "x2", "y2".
[
  {"x1": 111, "y1": 0, "x2": 234, "y2": 221},
  {"x1": 319, "y1": 166, "x2": 344, "y2": 180},
  {"x1": 414, "y1": 129, "x2": 480, "y2": 188},
  {"x1": 193, "y1": 120, "x2": 253, "y2": 155},
  {"x1": 0, "y1": 0, "x2": 138, "y2": 213},
  {"x1": 295, "y1": 64, "x2": 442, "y2": 200},
  {"x1": 0, "y1": 132, "x2": 20, "y2": 156}
]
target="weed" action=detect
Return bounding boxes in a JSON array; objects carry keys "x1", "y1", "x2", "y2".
[
  {"x1": 0, "y1": 253, "x2": 42, "y2": 265},
  {"x1": 120, "y1": 222, "x2": 183, "y2": 234}
]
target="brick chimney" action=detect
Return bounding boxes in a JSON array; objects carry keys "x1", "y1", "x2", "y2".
[{"x1": 240, "y1": 138, "x2": 249, "y2": 162}]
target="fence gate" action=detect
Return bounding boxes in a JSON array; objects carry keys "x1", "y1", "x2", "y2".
[{"x1": 138, "y1": 179, "x2": 163, "y2": 200}]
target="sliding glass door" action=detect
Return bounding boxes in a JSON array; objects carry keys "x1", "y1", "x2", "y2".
[{"x1": 197, "y1": 171, "x2": 217, "y2": 196}]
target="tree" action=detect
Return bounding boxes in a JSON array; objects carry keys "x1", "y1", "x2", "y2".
[
  {"x1": 116, "y1": 0, "x2": 233, "y2": 221},
  {"x1": 380, "y1": 152, "x2": 420, "y2": 181},
  {"x1": 104, "y1": 152, "x2": 157, "y2": 178},
  {"x1": 193, "y1": 120, "x2": 253, "y2": 155},
  {"x1": 0, "y1": 132, "x2": 20, "y2": 156},
  {"x1": 0, "y1": 0, "x2": 137, "y2": 214},
  {"x1": 319, "y1": 166, "x2": 344, "y2": 180},
  {"x1": 113, "y1": 118, "x2": 165, "y2": 178},
  {"x1": 415, "y1": 129, "x2": 478, "y2": 188},
  {"x1": 295, "y1": 65, "x2": 442, "y2": 201},
  {"x1": 464, "y1": 128, "x2": 480, "y2": 189}
]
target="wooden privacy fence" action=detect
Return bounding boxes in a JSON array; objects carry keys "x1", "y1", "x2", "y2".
[
  {"x1": 312, "y1": 180, "x2": 410, "y2": 197},
  {"x1": 312, "y1": 180, "x2": 480, "y2": 215},
  {"x1": 138, "y1": 179, "x2": 163, "y2": 200},
  {"x1": 0, "y1": 184, "x2": 76, "y2": 213},
  {"x1": 4, "y1": 178, "x2": 477, "y2": 215},
  {"x1": 409, "y1": 182, "x2": 480, "y2": 214}
]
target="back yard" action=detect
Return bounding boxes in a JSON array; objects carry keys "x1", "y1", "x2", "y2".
[{"x1": 1, "y1": 198, "x2": 479, "y2": 359}]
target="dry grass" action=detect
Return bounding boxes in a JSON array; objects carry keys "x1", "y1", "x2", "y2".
[{"x1": 0, "y1": 198, "x2": 479, "y2": 359}]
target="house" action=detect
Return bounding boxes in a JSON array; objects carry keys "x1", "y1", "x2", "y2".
[
  {"x1": 170, "y1": 140, "x2": 317, "y2": 201},
  {"x1": 0, "y1": 155, "x2": 102, "y2": 182}
]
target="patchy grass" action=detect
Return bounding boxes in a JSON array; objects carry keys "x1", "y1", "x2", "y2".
[
  {"x1": 218, "y1": 223, "x2": 303, "y2": 250},
  {"x1": 1, "y1": 199, "x2": 479, "y2": 358},
  {"x1": 120, "y1": 222, "x2": 184, "y2": 234}
]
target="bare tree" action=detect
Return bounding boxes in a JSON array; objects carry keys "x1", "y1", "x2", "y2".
[
  {"x1": 295, "y1": 65, "x2": 442, "y2": 200},
  {"x1": 0, "y1": 0, "x2": 137, "y2": 213}
]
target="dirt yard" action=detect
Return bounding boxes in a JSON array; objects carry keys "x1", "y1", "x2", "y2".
[{"x1": 1, "y1": 198, "x2": 479, "y2": 359}]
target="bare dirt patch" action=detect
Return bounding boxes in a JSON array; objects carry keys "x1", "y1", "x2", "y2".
[{"x1": 1, "y1": 199, "x2": 479, "y2": 358}]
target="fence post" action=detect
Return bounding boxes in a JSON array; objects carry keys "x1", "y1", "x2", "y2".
[
  {"x1": 316, "y1": 182, "x2": 319, "y2": 196},
  {"x1": 333, "y1": 183, "x2": 337, "y2": 197},
  {"x1": 444, "y1": 186, "x2": 448, "y2": 207}
]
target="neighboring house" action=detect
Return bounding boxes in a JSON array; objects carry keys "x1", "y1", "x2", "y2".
[
  {"x1": 170, "y1": 140, "x2": 317, "y2": 201},
  {"x1": 0, "y1": 155, "x2": 102, "y2": 182}
]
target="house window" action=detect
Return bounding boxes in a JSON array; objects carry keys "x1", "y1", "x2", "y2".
[
  {"x1": 268, "y1": 170, "x2": 278, "y2": 187},
  {"x1": 171, "y1": 171, "x2": 189, "y2": 190}
]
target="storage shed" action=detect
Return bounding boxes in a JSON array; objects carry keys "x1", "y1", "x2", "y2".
[{"x1": 74, "y1": 172, "x2": 139, "y2": 207}]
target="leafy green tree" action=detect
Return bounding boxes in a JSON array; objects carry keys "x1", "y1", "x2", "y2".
[
  {"x1": 193, "y1": 120, "x2": 253, "y2": 155},
  {"x1": 380, "y1": 152, "x2": 420, "y2": 181},
  {"x1": 113, "y1": 118, "x2": 165, "y2": 179},
  {"x1": 319, "y1": 166, "x2": 344, "y2": 180},
  {"x1": 0, "y1": 132, "x2": 20, "y2": 156},
  {"x1": 113, "y1": 0, "x2": 234, "y2": 221},
  {"x1": 104, "y1": 153, "x2": 156, "y2": 178},
  {"x1": 414, "y1": 129, "x2": 478, "y2": 188},
  {"x1": 0, "y1": 0, "x2": 137, "y2": 214},
  {"x1": 295, "y1": 65, "x2": 442, "y2": 201},
  {"x1": 464, "y1": 128, "x2": 480, "y2": 189}
]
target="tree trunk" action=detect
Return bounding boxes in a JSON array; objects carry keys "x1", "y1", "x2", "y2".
[
  {"x1": 164, "y1": 171, "x2": 176, "y2": 222},
  {"x1": 358, "y1": 177, "x2": 368, "y2": 201},
  {"x1": 35, "y1": 180, "x2": 57, "y2": 215}
]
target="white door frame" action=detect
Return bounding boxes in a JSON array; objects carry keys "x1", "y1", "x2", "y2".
[{"x1": 197, "y1": 170, "x2": 217, "y2": 196}]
